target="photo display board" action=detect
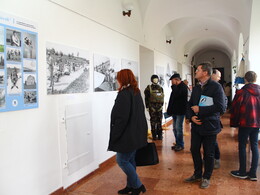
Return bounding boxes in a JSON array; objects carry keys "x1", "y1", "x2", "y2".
[{"x1": 0, "y1": 12, "x2": 38, "y2": 112}]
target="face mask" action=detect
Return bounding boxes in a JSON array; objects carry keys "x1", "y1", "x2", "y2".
[{"x1": 152, "y1": 78, "x2": 159, "y2": 84}]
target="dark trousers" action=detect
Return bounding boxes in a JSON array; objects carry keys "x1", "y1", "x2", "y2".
[
  {"x1": 191, "y1": 129, "x2": 216, "y2": 179},
  {"x1": 238, "y1": 127, "x2": 259, "y2": 176},
  {"x1": 214, "y1": 141, "x2": 220, "y2": 160}
]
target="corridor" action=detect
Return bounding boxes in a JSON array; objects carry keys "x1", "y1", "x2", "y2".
[{"x1": 64, "y1": 114, "x2": 260, "y2": 195}]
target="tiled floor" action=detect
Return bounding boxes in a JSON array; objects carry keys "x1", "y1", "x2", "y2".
[{"x1": 65, "y1": 114, "x2": 260, "y2": 195}]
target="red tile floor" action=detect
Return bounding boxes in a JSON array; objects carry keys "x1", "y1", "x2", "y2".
[{"x1": 65, "y1": 114, "x2": 260, "y2": 195}]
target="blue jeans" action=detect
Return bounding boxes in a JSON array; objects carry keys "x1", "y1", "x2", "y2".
[
  {"x1": 172, "y1": 115, "x2": 185, "y2": 148},
  {"x1": 238, "y1": 127, "x2": 259, "y2": 176},
  {"x1": 116, "y1": 151, "x2": 142, "y2": 189}
]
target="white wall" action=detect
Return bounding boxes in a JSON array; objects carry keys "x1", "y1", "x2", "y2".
[
  {"x1": 0, "y1": 0, "x2": 179, "y2": 194},
  {"x1": 0, "y1": 0, "x2": 141, "y2": 194}
]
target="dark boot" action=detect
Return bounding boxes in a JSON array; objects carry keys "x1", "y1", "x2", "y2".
[
  {"x1": 130, "y1": 184, "x2": 146, "y2": 195},
  {"x1": 157, "y1": 129, "x2": 163, "y2": 140},
  {"x1": 151, "y1": 130, "x2": 157, "y2": 140},
  {"x1": 118, "y1": 186, "x2": 132, "y2": 194}
]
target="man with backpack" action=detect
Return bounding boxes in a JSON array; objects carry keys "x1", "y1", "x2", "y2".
[{"x1": 144, "y1": 75, "x2": 164, "y2": 140}]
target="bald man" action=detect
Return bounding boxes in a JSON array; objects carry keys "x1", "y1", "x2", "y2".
[{"x1": 212, "y1": 69, "x2": 221, "y2": 82}]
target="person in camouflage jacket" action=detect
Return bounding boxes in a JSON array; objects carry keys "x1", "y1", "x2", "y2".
[{"x1": 144, "y1": 75, "x2": 164, "y2": 140}]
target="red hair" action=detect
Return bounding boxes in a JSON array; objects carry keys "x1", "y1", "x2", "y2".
[{"x1": 117, "y1": 69, "x2": 140, "y2": 94}]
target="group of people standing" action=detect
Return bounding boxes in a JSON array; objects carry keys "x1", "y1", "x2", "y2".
[{"x1": 107, "y1": 61, "x2": 260, "y2": 194}]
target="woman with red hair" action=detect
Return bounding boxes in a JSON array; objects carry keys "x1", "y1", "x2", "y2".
[{"x1": 108, "y1": 69, "x2": 148, "y2": 195}]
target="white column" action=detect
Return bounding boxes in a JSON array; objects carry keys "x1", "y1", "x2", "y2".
[{"x1": 248, "y1": 0, "x2": 260, "y2": 84}]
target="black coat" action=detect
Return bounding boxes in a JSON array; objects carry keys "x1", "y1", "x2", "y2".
[
  {"x1": 167, "y1": 81, "x2": 188, "y2": 115},
  {"x1": 108, "y1": 88, "x2": 148, "y2": 153},
  {"x1": 186, "y1": 79, "x2": 226, "y2": 135}
]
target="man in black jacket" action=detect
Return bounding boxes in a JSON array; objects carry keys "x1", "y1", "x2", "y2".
[
  {"x1": 184, "y1": 63, "x2": 225, "y2": 189},
  {"x1": 167, "y1": 73, "x2": 188, "y2": 151}
]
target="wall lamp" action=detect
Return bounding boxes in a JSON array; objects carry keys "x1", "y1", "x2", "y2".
[
  {"x1": 166, "y1": 36, "x2": 173, "y2": 44},
  {"x1": 122, "y1": 2, "x2": 134, "y2": 17},
  {"x1": 123, "y1": 10, "x2": 132, "y2": 17},
  {"x1": 166, "y1": 39, "x2": 172, "y2": 44},
  {"x1": 184, "y1": 54, "x2": 188, "y2": 57}
]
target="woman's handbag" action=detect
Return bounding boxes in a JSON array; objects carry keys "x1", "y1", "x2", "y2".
[{"x1": 135, "y1": 142, "x2": 159, "y2": 166}]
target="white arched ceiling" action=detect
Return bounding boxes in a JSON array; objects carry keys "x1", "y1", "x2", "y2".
[
  {"x1": 138, "y1": 0, "x2": 252, "y2": 64},
  {"x1": 164, "y1": 16, "x2": 240, "y2": 62}
]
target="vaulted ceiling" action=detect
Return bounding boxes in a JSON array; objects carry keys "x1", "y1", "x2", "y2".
[{"x1": 138, "y1": 0, "x2": 252, "y2": 62}]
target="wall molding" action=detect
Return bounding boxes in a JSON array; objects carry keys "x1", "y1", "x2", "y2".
[
  {"x1": 49, "y1": 187, "x2": 64, "y2": 195},
  {"x1": 50, "y1": 155, "x2": 116, "y2": 195}
]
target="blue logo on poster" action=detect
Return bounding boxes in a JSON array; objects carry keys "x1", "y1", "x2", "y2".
[{"x1": 12, "y1": 99, "x2": 18, "y2": 107}]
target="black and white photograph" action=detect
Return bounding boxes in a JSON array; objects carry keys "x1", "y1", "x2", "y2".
[
  {"x1": 23, "y1": 73, "x2": 36, "y2": 89},
  {"x1": 23, "y1": 32, "x2": 36, "y2": 59},
  {"x1": 156, "y1": 66, "x2": 165, "y2": 87},
  {"x1": 46, "y1": 42, "x2": 90, "y2": 95},
  {"x1": 0, "y1": 53, "x2": 4, "y2": 69},
  {"x1": 94, "y1": 54, "x2": 120, "y2": 92},
  {"x1": 6, "y1": 47, "x2": 22, "y2": 62},
  {"x1": 23, "y1": 59, "x2": 36, "y2": 72},
  {"x1": 6, "y1": 64, "x2": 22, "y2": 95},
  {"x1": 24, "y1": 90, "x2": 37, "y2": 104},
  {"x1": 0, "y1": 71, "x2": 4, "y2": 85},
  {"x1": 6, "y1": 29, "x2": 21, "y2": 47},
  {"x1": 121, "y1": 58, "x2": 139, "y2": 81},
  {"x1": 166, "y1": 63, "x2": 171, "y2": 87},
  {"x1": 0, "y1": 88, "x2": 5, "y2": 108},
  {"x1": 0, "y1": 26, "x2": 3, "y2": 52}
]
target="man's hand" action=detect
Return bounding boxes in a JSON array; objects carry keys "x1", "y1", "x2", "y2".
[
  {"x1": 191, "y1": 116, "x2": 202, "y2": 125},
  {"x1": 191, "y1": 105, "x2": 199, "y2": 114}
]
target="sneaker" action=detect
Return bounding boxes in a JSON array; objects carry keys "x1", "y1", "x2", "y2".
[
  {"x1": 174, "y1": 145, "x2": 184, "y2": 151},
  {"x1": 214, "y1": 159, "x2": 220, "y2": 169},
  {"x1": 171, "y1": 145, "x2": 176, "y2": 150},
  {"x1": 184, "y1": 175, "x2": 202, "y2": 183},
  {"x1": 230, "y1": 170, "x2": 247, "y2": 179},
  {"x1": 247, "y1": 172, "x2": 257, "y2": 181},
  {"x1": 200, "y1": 178, "x2": 210, "y2": 189}
]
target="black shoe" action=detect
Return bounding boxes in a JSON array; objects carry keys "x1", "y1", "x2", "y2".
[
  {"x1": 171, "y1": 145, "x2": 176, "y2": 150},
  {"x1": 174, "y1": 145, "x2": 184, "y2": 151},
  {"x1": 230, "y1": 170, "x2": 247, "y2": 179},
  {"x1": 184, "y1": 175, "x2": 202, "y2": 183},
  {"x1": 130, "y1": 184, "x2": 146, "y2": 195},
  {"x1": 118, "y1": 186, "x2": 132, "y2": 194},
  {"x1": 247, "y1": 172, "x2": 257, "y2": 181}
]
